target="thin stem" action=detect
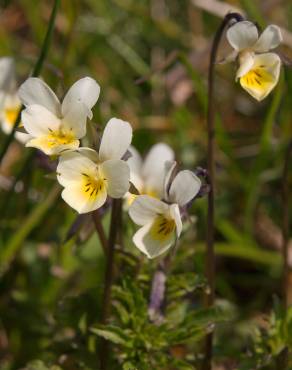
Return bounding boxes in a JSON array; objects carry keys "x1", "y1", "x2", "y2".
[
  {"x1": 99, "y1": 199, "x2": 122, "y2": 370},
  {"x1": 202, "y1": 12, "x2": 244, "y2": 370},
  {"x1": 0, "y1": 0, "x2": 60, "y2": 165},
  {"x1": 282, "y1": 141, "x2": 291, "y2": 309},
  {"x1": 92, "y1": 210, "x2": 108, "y2": 255}
]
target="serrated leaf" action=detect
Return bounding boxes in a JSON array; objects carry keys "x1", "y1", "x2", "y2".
[{"x1": 90, "y1": 324, "x2": 131, "y2": 347}]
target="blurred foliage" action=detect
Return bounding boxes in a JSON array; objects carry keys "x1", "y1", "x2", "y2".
[{"x1": 0, "y1": 0, "x2": 291, "y2": 369}]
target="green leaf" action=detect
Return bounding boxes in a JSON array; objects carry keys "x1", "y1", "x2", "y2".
[{"x1": 90, "y1": 324, "x2": 131, "y2": 347}]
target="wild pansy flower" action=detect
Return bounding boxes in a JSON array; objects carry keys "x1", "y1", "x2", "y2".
[
  {"x1": 18, "y1": 77, "x2": 100, "y2": 155},
  {"x1": 226, "y1": 21, "x2": 282, "y2": 101},
  {"x1": 56, "y1": 118, "x2": 132, "y2": 214},
  {"x1": 0, "y1": 57, "x2": 26, "y2": 143},
  {"x1": 126, "y1": 143, "x2": 174, "y2": 205},
  {"x1": 129, "y1": 163, "x2": 201, "y2": 258}
]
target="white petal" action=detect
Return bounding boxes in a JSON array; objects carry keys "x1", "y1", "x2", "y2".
[
  {"x1": 15, "y1": 132, "x2": 32, "y2": 144},
  {"x1": 61, "y1": 100, "x2": 89, "y2": 139},
  {"x1": 99, "y1": 118, "x2": 133, "y2": 161},
  {"x1": 132, "y1": 222, "x2": 175, "y2": 259},
  {"x1": 129, "y1": 195, "x2": 169, "y2": 226},
  {"x1": 74, "y1": 147, "x2": 100, "y2": 163},
  {"x1": 169, "y1": 170, "x2": 201, "y2": 206},
  {"x1": 254, "y1": 25, "x2": 282, "y2": 52},
  {"x1": 22, "y1": 104, "x2": 61, "y2": 137},
  {"x1": 142, "y1": 143, "x2": 175, "y2": 198},
  {"x1": 169, "y1": 204, "x2": 182, "y2": 237},
  {"x1": 61, "y1": 77, "x2": 100, "y2": 119},
  {"x1": 163, "y1": 161, "x2": 177, "y2": 200},
  {"x1": 128, "y1": 146, "x2": 143, "y2": 177},
  {"x1": 239, "y1": 53, "x2": 281, "y2": 101},
  {"x1": 101, "y1": 159, "x2": 130, "y2": 198},
  {"x1": 61, "y1": 184, "x2": 107, "y2": 214},
  {"x1": 226, "y1": 21, "x2": 258, "y2": 51},
  {"x1": 57, "y1": 151, "x2": 97, "y2": 187},
  {"x1": 236, "y1": 51, "x2": 255, "y2": 79},
  {"x1": 18, "y1": 78, "x2": 61, "y2": 116}
]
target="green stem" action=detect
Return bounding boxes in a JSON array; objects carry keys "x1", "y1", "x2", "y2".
[
  {"x1": 202, "y1": 12, "x2": 244, "y2": 370},
  {"x1": 92, "y1": 210, "x2": 108, "y2": 256},
  {"x1": 0, "y1": 0, "x2": 60, "y2": 165}
]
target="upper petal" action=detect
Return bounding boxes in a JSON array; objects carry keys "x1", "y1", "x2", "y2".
[
  {"x1": 18, "y1": 78, "x2": 61, "y2": 116},
  {"x1": 129, "y1": 195, "x2": 169, "y2": 226},
  {"x1": 61, "y1": 77, "x2": 100, "y2": 119},
  {"x1": 99, "y1": 118, "x2": 133, "y2": 162},
  {"x1": 61, "y1": 100, "x2": 89, "y2": 139},
  {"x1": 168, "y1": 170, "x2": 201, "y2": 206},
  {"x1": 254, "y1": 25, "x2": 282, "y2": 52},
  {"x1": 226, "y1": 21, "x2": 258, "y2": 51},
  {"x1": 101, "y1": 159, "x2": 130, "y2": 198},
  {"x1": 22, "y1": 104, "x2": 61, "y2": 137},
  {"x1": 142, "y1": 143, "x2": 175, "y2": 197}
]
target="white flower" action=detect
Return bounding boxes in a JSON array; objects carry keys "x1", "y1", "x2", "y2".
[
  {"x1": 226, "y1": 21, "x2": 282, "y2": 101},
  {"x1": 0, "y1": 57, "x2": 27, "y2": 143},
  {"x1": 126, "y1": 143, "x2": 174, "y2": 204},
  {"x1": 129, "y1": 166, "x2": 201, "y2": 258},
  {"x1": 57, "y1": 118, "x2": 132, "y2": 214},
  {"x1": 18, "y1": 77, "x2": 100, "y2": 155}
]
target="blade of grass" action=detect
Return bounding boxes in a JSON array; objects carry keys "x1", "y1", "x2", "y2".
[{"x1": 0, "y1": 184, "x2": 61, "y2": 275}]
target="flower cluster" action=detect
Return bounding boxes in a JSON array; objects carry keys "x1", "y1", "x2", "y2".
[
  {"x1": 0, "y1": 18, "x2": 284, "y2": 259},
  {"x1": 11, "y1": 75, "x2": 200, "y2": 259}
]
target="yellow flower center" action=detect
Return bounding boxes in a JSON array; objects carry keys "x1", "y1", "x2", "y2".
[
  {"x1": 126, "y1": 186, "x2": 159, "y2": 207},
  {"x1": 240, "y1": 65, "x2": 274, "y2": 91},
  {"x1": 46, "y1": 129, "x2": 76, "y2": 148},
  {"x1": 82, "y1": 172, "x2": 107, "y2": 199},
  {"x1": 150, "y1": 214, "x2": 175, "y2": 242}
]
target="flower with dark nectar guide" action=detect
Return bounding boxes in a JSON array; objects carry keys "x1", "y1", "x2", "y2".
[
  {"x1": 56, "y1": 118, "x2": 132, "y2": 214},
  {"x1": 18, "y1": 77, "x2": 100, "y2": 155},
  {"x1": 129, "y1": 162, "x2": 201, "y2": 259},
  {"x1": 226, "y1": 21, "x2": 282, "y2": 101}
]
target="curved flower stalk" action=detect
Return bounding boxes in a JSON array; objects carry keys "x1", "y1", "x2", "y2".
[
  {"x1": 126, "y1": 143, "x2": 174, "y2": 205},
  {"x1": 0, "y1": 57, "x2": 27, "y2": 143},
  {"x1": 18, "y1": 77, "x2": 100, "y2": 155},
  {"x1": 129, "y1": 164, "x2": 201, "y2": 258},
  {"x1": 226, "y1": 21, "x2": 282, "y2": 101},
  {"x1": 57, "y1": 118, "x2": 132, "y2": 214}
]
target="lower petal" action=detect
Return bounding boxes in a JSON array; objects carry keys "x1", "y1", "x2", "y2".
[
  {"x1": 239, "y1": 53, "x2": 281, "y2": 101},
  {"x1": 26, "y1": 135, "x2": 79, "y2": 156},
  {"x1": 61, "y1": 182, "x2": 107, "y2": 214},
  {"x1": 132, "y1": 216, "x2": 176, "y2": 259}
]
